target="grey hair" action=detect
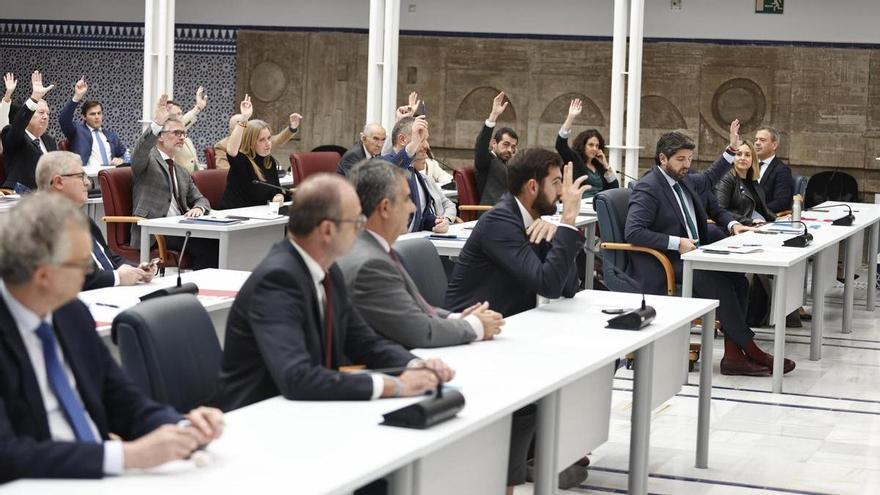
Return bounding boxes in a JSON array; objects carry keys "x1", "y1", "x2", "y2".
[
  {"x1": 362, "y1": 122, "x2": 384, "y2": 136},
  {"x1": 35, "y1": 151, "x2": 83, "y2": 191},
  {"x1": 390, "y1": 116, "x2": 415, "y2": 146},
  {"x1": 162, "y1": 117, "x2": 184, "y2": 132},
  {"x1": 348, "y1": 159, "x2": 406, "y2": 217},
  {"x1": 756, "y1": 126, "x2": 780, "y2": 143},
  {"x1": 0, "y1": 192, "x2": 89, "y2": 285}
]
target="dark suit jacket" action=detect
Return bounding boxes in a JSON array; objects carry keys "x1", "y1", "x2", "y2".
[
  {"x1": 474, "y1": 124, "x2": 509, "y2": 206},
  {"x1": 380, "y1": 148, "x2": 437, "y2": 232},
  {"x1": 445, "y1": 194, "x2": 583, "y2": 317},
  {"x1": 759, "y1": 156, "x2": 793, "y2": 213},
  {"x1": 130, "y1": 129, "x2": 211, "y2": 246},
  {"x1": 714, "y1": 172, "x2": 775, "y2": 225},
  {"x1": 336, "y1": 142, "x2": 368, "y2": 176},
  {"x1": 58, "y1": 100, "x2": 125, "y2": 166},
  {"x1": 216, "y1": 240, "x2": 416, "y2": 410},
  {"x1": 0, "y1": 296, "x2": 180, "y2": 482},
  {"x1": 0, "y1": 104, "x2": 57, "y2": 190},
  {"x1": 82, "y1": 218, "x2": 130, "y2": 291},
  {"x1": 624, "y1": 162, "x2": 735, "y2": 295}
]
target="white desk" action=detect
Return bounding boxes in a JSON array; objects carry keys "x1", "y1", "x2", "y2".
[
  {"x1": 4, "y1": 292, "x2": 715, "y2": 495},
  {"x1": 397, "y1": 214, "x2": 599, "y2": 290},
  {"x1": 79, "y1": 269, "x2": 250, "y2": 340},
  {"x1": 137, "y1": 204, "x2": 289, "y2": 270}
]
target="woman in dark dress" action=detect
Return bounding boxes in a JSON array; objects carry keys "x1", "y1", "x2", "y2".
[
  {"x1": 554, "y1": 98, "x2": 619, "y2": 199},
  {"x1": 220, "y1": 94, "x2": 292, "y2": 209}
]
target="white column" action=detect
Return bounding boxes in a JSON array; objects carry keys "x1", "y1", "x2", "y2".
[
  {"x1": 624, "y1": 0, "x2": 646, "y2": 183},
  {"x1": 366, "y1": 0, "x2": 385, "y2": 124},
  {"x1": 142, "y1": 0, "x2": 175, "y2": 129},
  {"x1": 381, "y1": 0, "x2": 401, "y2": 135},
  {"x1": 607, "y1": 0, "x2": 629, "y2": 184}
]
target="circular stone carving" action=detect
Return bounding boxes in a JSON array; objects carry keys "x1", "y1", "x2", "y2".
[
  {"x1": 711, "y1": 78, "x2": 766, "y2": 132},
  {"x1": 249, "y1": 61, "x2": 287, "y2": 103}
]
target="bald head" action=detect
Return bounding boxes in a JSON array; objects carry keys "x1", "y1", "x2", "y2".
[{"x1": 360, "y1": 122, "x2": 387, "y2": 157}]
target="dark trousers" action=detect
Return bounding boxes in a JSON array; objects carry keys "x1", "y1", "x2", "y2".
[
  {"x1": 164, "y1": 235, "x2": 219, "y2": 270},
  {"x1": 508, "y1": 403, "x2": 538, "y2": 486},
  {"x1": 692, "y1": 270, "x2": 753, "y2": 348}
]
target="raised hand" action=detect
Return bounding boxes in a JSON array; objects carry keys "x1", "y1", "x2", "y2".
[
  {"x1": 560, "y1": 162, "x2": 590, "y2": 226},
  {"x1": 3, "y1": 73, "x2": 16, "y2": 101},
  {"x1": 288, "y1": 112, "x2": 303, "y2": 130},
  {"x1": 29, "y1": 70, "x2": 55, "y2": 101},
  {"x1": 154, "y1": 93, "x2": 170, "y2": 124},
  {"x1": 411, "y1": 116, "x2": 428, "y2": 144},
  {"x1": 239, "y1": 94, "x2": 253, "y2": 120},
  {"x1": 195, "y1": 86, "x2": 208, "y2": 111},
  {"x1": 562, "y1": 97, "x2": 582, "y2": 130},
  {"x1": 488, "y1": 91, "x2": 509, "y2": 122},
  {"x1": 396, "y1": 105, "x2": 414, "y2": 121},
  {"x1": 72, "y1": 76, "x2": 88, "y2": 102},
  {"x1": 408, "y1": 91, "x2": 421, "y2": 114},
  {"x1": 729, "y1": 118, "x2": 741, "y2": 149}
]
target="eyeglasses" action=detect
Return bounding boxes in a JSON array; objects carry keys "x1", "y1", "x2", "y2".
[
  {"x1": 59, "y1": 172, "x2": 89, "y2": 183},
  {"x1": 330, "y1": 214, "x2": 367, "y2": 232},
  {"x1": 162, "y1": 129, "x2": 188, "y2": 138},
  {"x1": 58, "y1": 259, "x2": 96, "y2": 275}
]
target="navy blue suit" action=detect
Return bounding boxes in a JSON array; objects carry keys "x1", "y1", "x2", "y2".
[
  {"x1": 625, "y1": 161, "x2": 755, "y2": 347},
  {"x1": 380, "y1": 149, "x2": 437, "y2": 232},
  {"x1": 759, "y1": 157, "x2": 793, "y2": 213},
  {"x1": 216, "y1": 241, "x2": 416, "y2": 410},
  {"x1": 58, "y1": 100, "x2": 125, "y2": 166},
  {"x1": 445, "y1": 193, "x2": 583, "y2": 318},
  {"x1": 0, "y1": 297, "x2": 181, "y2": 482}
]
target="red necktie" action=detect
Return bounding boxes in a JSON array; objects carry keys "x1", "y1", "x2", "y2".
[
  {"x1": 388, "y1": 249, "x2": 437, "y2": 317},
  {"x1": 321, "y1": 273, "x2": 334, "y2": 368},
  {"x1": 165, "y1": 158, "x2": 186, "y2": 212}
]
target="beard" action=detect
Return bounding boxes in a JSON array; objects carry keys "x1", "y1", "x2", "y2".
[{"x1": 533, "y1": 188, "x2": 558, "y2": 216}]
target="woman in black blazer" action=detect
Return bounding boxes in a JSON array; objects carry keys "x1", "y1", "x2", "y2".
[
  {"x1": 554, "y1": 98, "x2": 619, "y2": 198},
  {"x1": 714, "y1": 140, "x2": 775, "y2": 225},
  {"x1": 220, "y1": 95, "x2": 293, "y2": 209}
]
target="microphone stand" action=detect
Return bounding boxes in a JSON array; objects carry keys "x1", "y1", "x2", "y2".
[
  {"x1": 369, "y1": 366, "x2": 465, "y2": 429},
  {"x1": 780, "y1": 220, "x2": 814, "y2": 248},
  {"x1": 602, "y1": 262, "x2": 656, "y2": 330},
  {"x1": 809, "y1": 203, "x2": 854, "y2": 226},
  {"x1": 140, "y1": 230, "x2": 200, "y2": 301}
]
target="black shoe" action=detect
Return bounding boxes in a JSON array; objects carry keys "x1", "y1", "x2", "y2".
[{"x1": 786, "y1": 311, "x2": 802, "y2": 328}]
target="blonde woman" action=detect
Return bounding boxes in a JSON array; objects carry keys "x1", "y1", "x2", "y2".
[
  {"x1": 221, "y1": 95, "x2": 299, "y2": 209},
  {"x1": 714, "y1": 139, "x2": 775, "y2": 226}
]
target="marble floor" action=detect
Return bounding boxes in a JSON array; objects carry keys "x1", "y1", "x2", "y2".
[{"x1": 516, "y1": 269, "x2": 880, "y2": 494}]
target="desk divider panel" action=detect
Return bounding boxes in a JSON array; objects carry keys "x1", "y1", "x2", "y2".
[{"x1": 557, "y1": 362, "x2": 614, "y2": 468}]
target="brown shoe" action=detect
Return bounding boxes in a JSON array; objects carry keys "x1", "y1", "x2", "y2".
[
  {"x1": 761, "y1": 356, "x2": 796, "y2": 374},
  {"x1": 720, "y1": 358, "x2": 771, "y2": 376}
]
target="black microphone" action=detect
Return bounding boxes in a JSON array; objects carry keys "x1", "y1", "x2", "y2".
[
  {"x1": 601, "y1": 261, "x2": 656, "y2": 330},
  {"x1": 809, "y1": 203, "x2": 854, "y2": 226},
  {"x1": 251, "y1": 179, "x2": 292, "y2": 194},
  {"x1": 370, "y1": 365, "x2": 465, "y2": 429},
  {"x1": 781, "y1": 220, "x2": 814, "y2": 248},
  {"x1": 140, "y1": 230, "x2": 200, "y2": 301},
  {"x1": 616, "y1": 170, "x2": 640, "y2": 183}
]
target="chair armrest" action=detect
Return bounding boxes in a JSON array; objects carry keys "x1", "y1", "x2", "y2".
[
  {"x1": 102, "y1": 216, "x2": 168, "y2": 264},
  {"x1": 600, "y1": 242, "x2": 676, "y2": 296},
  {"x1": 459, "y1": 205, "x2": 493, "y2": 212}
]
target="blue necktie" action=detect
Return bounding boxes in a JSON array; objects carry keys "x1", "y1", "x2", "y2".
[
  {"x1": 93, "y1": 129, "x2": 111, "y2": 165},
  {"x1": 92, "y1": 238, "x2": 114, "y2": 271},
  {"x1": 34, "y1": 322, "x2": 97, "y2": 442}
]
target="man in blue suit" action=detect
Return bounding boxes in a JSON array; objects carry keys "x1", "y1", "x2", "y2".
[
  {"x1": 625, "y1": 131, "x2": 795, "y2": 376},
  {"x1": 58, "y1": 76, "x2": 125, "y2": 168},
  {"x1": 0, "y1": 192, "x2": 223, "y2": 482}
]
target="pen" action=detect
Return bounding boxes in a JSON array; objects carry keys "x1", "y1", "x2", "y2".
[
  {"x1": 743, "y1": 243, "x2": 761, "y2": 247},
  {"x1": 93, "y1": 302, "x2": 119, "y2": 308},
  {"x1": 754, "y1": 230, "x2": 778, "y2": 235}
]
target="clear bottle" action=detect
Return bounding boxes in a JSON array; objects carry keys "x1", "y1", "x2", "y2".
[
  {"x1": 123, "y1": 148, "x2": 131, "y2": 164},
  {"x1": 792, "y1": 194, "x2": 802, "y2": 222}
]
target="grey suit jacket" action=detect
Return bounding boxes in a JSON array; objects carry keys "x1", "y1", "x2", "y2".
[
  {"x1": 129, "y1": 128, "x2": 211, "y2": 246},
  {"x1": 337, "y1": 231, "x2": 477, "y2": 348},
  {"x1": 421, "y1": 171, "x2": 457, "y2": 220}
]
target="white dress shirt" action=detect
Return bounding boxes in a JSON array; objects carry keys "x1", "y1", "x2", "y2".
[
  {"x1": 86, "y1": 125, "x2": 114, "y2": 167},
  {"x1": 366, "y1": 229, "x2": 483, "y2": 339},
  {"x1": 289, "y1": 239, "x2": 386, "y2": 399},
  {"x1": 0, "y1": 281, "x2": 123, "y2": 475}
]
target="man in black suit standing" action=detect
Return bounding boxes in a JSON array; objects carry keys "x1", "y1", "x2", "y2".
[
  {"x1": 625, "y1": 131, "x2": 794, "y2": 376},
  {"x1": 475, "y1": 91, "x2": 519, "y2": 206},
  {"x1": 1, "y1": 71, "x2": 57, "y2": 191},
  {"x1": 336, "y1": 122, "x2": 386, "y2": 176},
  {"x1": 754, "y1": 126, "x2": 792, "y2": 213},
  {"x1": 35, "y1": 150, "x2": 156, "y2": 290},
  {"x1": 446, "y1": 148, "x2": 587, "y2": 318},
  {"x1": 217, "y1": 173, "x2": 454, "y2": 411},
  {"x1": 0, "y1": 192, "x2": 224, "y2": 482}
]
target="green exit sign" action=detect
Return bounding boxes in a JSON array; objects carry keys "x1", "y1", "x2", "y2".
[{"x1": 756, "y1": 0, "x2": 784, "y2": 14}]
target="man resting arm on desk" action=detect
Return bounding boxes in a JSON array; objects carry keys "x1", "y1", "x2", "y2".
[
  {"x1": 0, "y1": 193, "x2": 223, "y2": 482},
  {"x1": 216, "y1": 174, "x2": 454, "y2": 411}
]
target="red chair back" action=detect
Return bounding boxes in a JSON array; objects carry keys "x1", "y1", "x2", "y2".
[
  {"x1": 191, "y1": 169, "x2": 228, "y2": 209},
  {"x1": 203, "y1": 146, "x2": 217, "y2": 170},
  {"x1": 289, "y1": 151, "x2": 340, "y2": 185},
  {"x1": 453, "y1": 167, "x2": 482, "y2": 221},
  {"x1": 57, "y1": 138, "x2": 70, "y2": 151}
]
